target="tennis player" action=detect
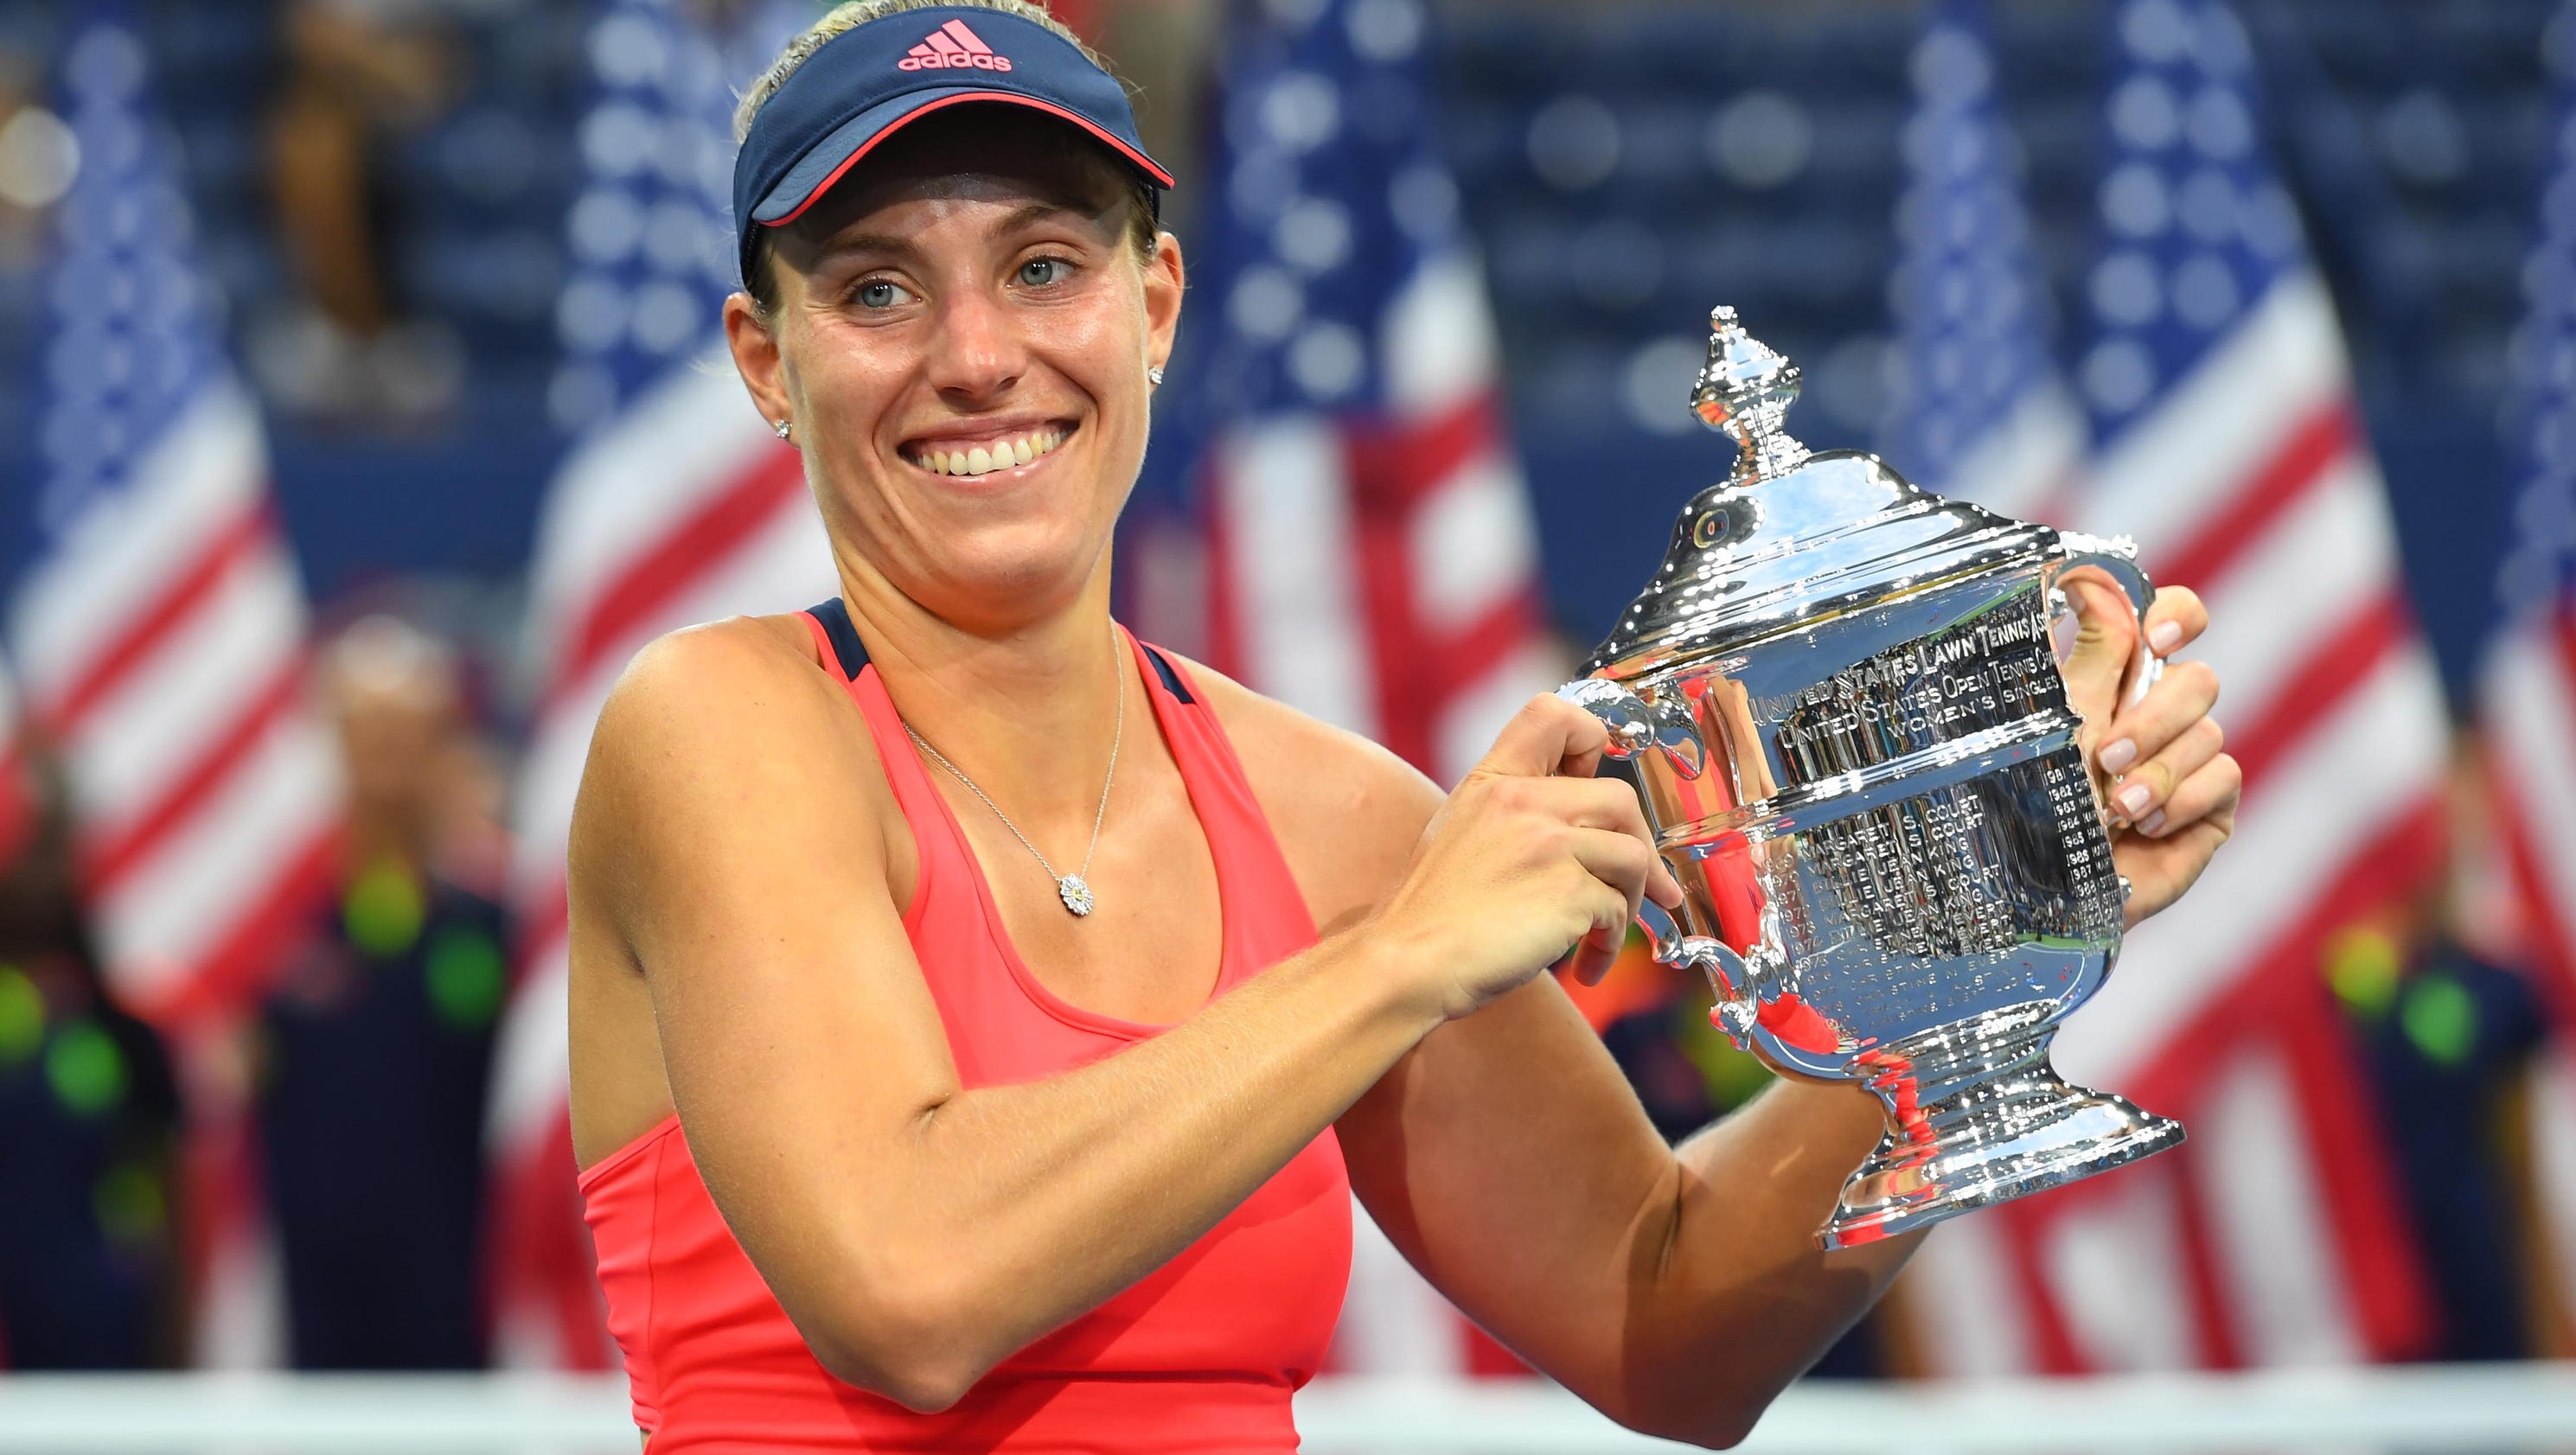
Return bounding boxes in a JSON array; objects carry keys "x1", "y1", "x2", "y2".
[{"x1": 566, "y1": 3, "x2": 2240, "y2": 1449}]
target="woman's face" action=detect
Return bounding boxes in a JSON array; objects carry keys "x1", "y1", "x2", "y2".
[{"x1": 724, "y1": 109, "x2": 1183, "y2": 635}]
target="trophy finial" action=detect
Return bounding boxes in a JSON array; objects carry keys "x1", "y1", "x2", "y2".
[{"x1": 1691, "y1": 305, "x2": 1811, "y2": 482}]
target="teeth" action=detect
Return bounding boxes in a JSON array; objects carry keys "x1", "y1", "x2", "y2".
[{"x1": 913, "y1": 428, "x2": 1065, "y2": 478}]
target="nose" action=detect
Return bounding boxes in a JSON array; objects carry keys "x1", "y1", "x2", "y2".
[{"x1": 924, "y1": 284, "x2": 1028, "y2": 405}]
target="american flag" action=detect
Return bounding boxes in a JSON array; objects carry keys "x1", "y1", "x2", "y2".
[
  {"x1": 1878, "y1": 0, "x2": 2093, "y2": 1371},
  {"x1": 1143, "y1": 0, "x2": 1553, "y2": 1375},
  {"x1": 1879, "y1": 0, "x2": 2083, "y2": 522},
  {"x1": 1904, "y1": 0, "x2": 2446, "y2": 1373},
  {"x1": 1154, "y1": 0, "x2": 1555, "y2": 788},
  {"x1": 9, "y1": 8, "x2": 343, "y2": 1369},
  {"x1": 9, "y1": 10, "x2": 340, "y2": 1035},
  {"x1": 2481, "y1": 0, "x2": 2576, "y2": 1352},
  {"x1": 483, "y1": 0, "x2": 829, "y2": 1368}
]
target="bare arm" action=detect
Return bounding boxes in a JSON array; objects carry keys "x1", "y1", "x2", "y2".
[
  {"x1": 1336, "y1": 809, "x2": 1908, "y2": 1449},
  {"x1": 1307, "y1": 584, "x2": 2237, "y2": 1446},
  {"x1": 572, "y1": 625, "x2": 1665, "y2": 1411}
]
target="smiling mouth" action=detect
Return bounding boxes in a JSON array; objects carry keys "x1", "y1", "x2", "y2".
[{"x1": 904, "y1": 424, "x2": 1071, "y2": 479}]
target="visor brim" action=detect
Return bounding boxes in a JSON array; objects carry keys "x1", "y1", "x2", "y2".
[{"x1": 751, "y1": 88, "x2": 1175, "y2": 231}]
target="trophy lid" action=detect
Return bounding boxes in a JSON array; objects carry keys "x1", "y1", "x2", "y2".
[{"x1": 1587, "y1": 306, "x2": 2056, "y2": 678}]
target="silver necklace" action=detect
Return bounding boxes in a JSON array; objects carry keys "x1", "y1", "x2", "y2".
[{"x1": 902, "y1": 654, "x2": 1124, "y2": 917}]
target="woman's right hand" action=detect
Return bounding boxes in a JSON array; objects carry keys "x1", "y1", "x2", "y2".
[{"x1": 1371, "y1": 694, "x2": 1684, "y2": 1022}]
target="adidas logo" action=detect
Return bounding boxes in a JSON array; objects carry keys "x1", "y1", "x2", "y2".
[{"x1": 899, "y1": 18, "x2": 1014, "y2": 72}]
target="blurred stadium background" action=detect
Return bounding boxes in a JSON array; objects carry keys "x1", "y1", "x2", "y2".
[{"x1": 1, "y1": 0, "x2": 2575, "y2": 1447}]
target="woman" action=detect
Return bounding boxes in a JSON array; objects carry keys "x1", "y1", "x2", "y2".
[{"x1": 566, "y1": 3, "x2": 2240, "y2": 1449}]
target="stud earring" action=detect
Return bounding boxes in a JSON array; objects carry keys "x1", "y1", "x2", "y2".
[
  {"x1": 773, "y1": 418, "x2": 793, "y2": 441},
  {"x1": 1147, "y1": 365, "x2": 1165, "y2": 387}
]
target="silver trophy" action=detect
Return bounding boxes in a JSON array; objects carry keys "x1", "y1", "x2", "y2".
[{"x1": 1561, "y1": 307, "x2": 2183, "y2": 1249}]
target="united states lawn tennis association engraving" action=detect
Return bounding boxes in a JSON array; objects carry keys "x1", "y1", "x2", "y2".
[
  {"x1": 1750, "y1": 588, "x2": 2129, "y2": 1031},
  {"x1": 1764, "y1": 590, "x2": 2061, "y2": 782}
]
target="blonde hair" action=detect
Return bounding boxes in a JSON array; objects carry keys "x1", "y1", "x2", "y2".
[{"x1": 733, "y1": 0, "x2": 1160, "y2": 309}]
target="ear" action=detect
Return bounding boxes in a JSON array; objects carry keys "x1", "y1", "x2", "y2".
[
  {"x1": 724, "y1": 290, "x2": 792, "y2": 431},
  {"x1": 1142, "y1": 230, "x2": 1184, "y2": 376}
]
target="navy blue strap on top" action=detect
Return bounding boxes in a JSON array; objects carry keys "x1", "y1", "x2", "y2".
[
  {"x1": 808, "y1": 597, "x2": 869, "y2": 680},
  {"x1": 1141, "y1": 645, "x2": 1193, "y2": 705},
  {"x1": 809, "y1": 597, "x2": 1194, "y2": 706}
]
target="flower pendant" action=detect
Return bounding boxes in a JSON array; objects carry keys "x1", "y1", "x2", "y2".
[{"x1": 1058, "y1": 875, "x2": 1096, "y2": 916}]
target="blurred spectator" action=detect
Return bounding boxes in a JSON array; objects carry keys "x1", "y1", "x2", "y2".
[
  {"x1": 0, "y1": 743, "x2": 185, "y2": 1369},
  {"x1": 253, "y1": 615, "x2": 508, "y2": 1369},
  {"x1": 2334, "y1": 737, "x2": 2554, "y2": 1362},
  {"x1": 260, "y1": 0, "x2": 463, "y2": 424}
]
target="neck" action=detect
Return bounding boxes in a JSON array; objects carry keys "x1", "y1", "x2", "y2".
[{"x1": 832, "y1": 549, "x2": 1136, "y2": 838}]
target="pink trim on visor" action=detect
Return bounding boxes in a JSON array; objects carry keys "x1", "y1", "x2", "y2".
[{"x1": 761, "y1": 92, "x2": 1179, "y2": 231}]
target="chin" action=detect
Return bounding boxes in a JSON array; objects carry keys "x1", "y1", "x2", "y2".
[{"x1": 906, "y1": 521, "x2": 1104, "y2": 624}]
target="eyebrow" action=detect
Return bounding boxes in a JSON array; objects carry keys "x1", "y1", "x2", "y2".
[{"x1": 807, "y1": 200, "x2": 1105, "y2": 266}]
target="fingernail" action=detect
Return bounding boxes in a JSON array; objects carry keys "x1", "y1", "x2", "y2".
[
  {"x1": 2150, "y1": 621, "x2": 2182, "y2": 654},
  {"x1": 2118, "y1": 782, "x2": 2152, "y2": 818},
  {"x1": 2099, "y1": 737, "x2": 2138, "y2": 774},
  {"x1": 2138, "y1": 808, "x2": 2167, "y2": 835}
]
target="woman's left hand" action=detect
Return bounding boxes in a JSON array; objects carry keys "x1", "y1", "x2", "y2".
[{"x1": 2058, "y1": 576, "x2": 2241, "y2": 927}]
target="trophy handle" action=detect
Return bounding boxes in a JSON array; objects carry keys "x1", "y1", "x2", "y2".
[
  {"x1": 1553, "y1": 683, "x2": 1926, "y2": 1085},
  {"x1": 2050, "y1": 532, "x2": 2164, "y2": 708},
  {"x1": 1553, "y1": 679, "x2": 1763, "y2": 1014}
]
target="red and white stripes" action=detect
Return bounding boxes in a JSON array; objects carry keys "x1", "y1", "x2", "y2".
[
  {"x1": 485, "y1": 357, "x2": 831, "y2": 1369},
  {"x1": 9, "y1": 379, "x2": 341, "y2": 1031},
  {"x1": 8, "y1": 376, "x2": 334, "y2": 1372},
  {"x1": 1199, "y1": 253, "x2": 1559, "y2": 1378},
  {"x1": 1205, "y1": 254, "x2": 1559, "y2": 789},
  {"x1": 1908, "y1": 271, "x2": 2445, "y2": 1374}
]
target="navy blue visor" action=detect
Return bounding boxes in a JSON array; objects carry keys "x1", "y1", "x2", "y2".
[{"x1": 732, "y1": 6, "x2": 1173, "y2": 287}]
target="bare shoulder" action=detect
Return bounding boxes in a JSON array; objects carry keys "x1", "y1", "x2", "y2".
[
  {"x1": 1155, "y1": 651, "x2": 1444, "y2": 934},
  {"x1": 566, "y1": 610, "x2": 909, "y2": 1169},
  {"x1": 582, "y1": 613, "x2": 869, "y2": 801},
  {"x1": 572, "y1": 612, "x2": 895, "y2": 937}
]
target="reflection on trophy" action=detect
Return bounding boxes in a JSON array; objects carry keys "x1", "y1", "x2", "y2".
[{"x1": 1559, "y1": 305, "x2": 2184, "y2": 1250}]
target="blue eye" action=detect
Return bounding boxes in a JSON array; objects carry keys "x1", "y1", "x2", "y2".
[
  {"x1": 853, "y1": 279, "x2": 911, "y2": 310},
  {"x1": 1018, "y1": 258, "x2": 1069, "y2": 287}
]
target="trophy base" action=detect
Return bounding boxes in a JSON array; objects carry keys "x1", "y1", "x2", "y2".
[{"x1": 1816, "y1": 1011, "x2": 2184, "y2": 1252}]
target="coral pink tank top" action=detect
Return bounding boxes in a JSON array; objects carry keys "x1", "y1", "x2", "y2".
[{"x1": 578, "y1": 601, "x2": 1353, "y2": 1452}]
